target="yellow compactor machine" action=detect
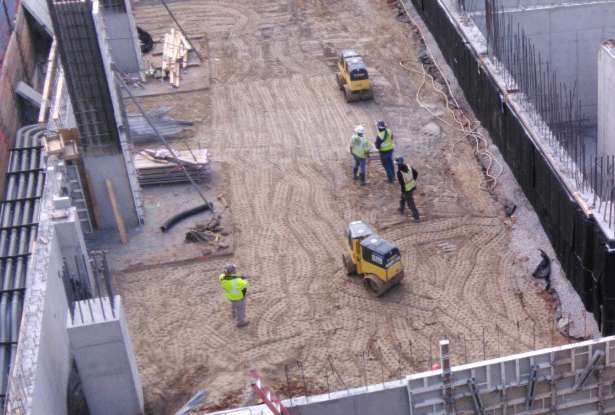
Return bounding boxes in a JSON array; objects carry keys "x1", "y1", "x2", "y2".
[
  {"x1": 342, "y1": 221, "x2": 404, "y2": 296},
  {"x1": 336, "y1": 49, "x2": 374, "y2": 102}
]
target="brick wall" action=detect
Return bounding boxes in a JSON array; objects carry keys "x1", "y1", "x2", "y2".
[{"x1": 0, "y1": 6, "x2": 37, "y2": 195}]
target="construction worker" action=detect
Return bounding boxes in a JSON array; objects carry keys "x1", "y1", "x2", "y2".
[
  {"x1": 396, "y1": 157, "x2": 420, "y2": 222},
  {"x1": 218, "y1": 264, "x2": 249, "y2": 327},
  {"x1": 350, "y1": 125, "x2": 371, "y2": 185},
  {"x1": 375, "y1": 120, "x2": 395, "y2": 183}
]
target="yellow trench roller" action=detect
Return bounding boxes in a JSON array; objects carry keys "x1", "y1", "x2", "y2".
[{"x1": 342, "y1": 221, "x2": 404, "y2": 296}]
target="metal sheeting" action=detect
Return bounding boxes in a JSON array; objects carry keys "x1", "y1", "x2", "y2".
[
  {"x1": 407, "y1": 0, "x2": 615, "y2": 333},
  {"x1": 0, "y1": 124, "x2": 46, "y2": 410},
  {"x1": 126, "y1": 107, "x2": 193, "y2": 144}
]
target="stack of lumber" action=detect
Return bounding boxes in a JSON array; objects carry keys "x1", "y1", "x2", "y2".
[
  {"x1": 161, "y1": 28, "x2": 191, "y2": 88},
  {"x1": 135, "y1": 148, "x2": 208, "y2": 186}
]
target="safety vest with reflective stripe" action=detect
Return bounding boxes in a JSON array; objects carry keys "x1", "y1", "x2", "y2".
[
  {"x1": 401, "y1": 168, "x2": 416, "y2": 192},
  {"x1": 219, "y1": 273, "x2": 247, "y2": 301},
  {"x1": 378, "y1": 129, "x2": 393, "y2": 152},
  {"x1": 351, "y1": 134, "x2": 370, "y2": 159}
]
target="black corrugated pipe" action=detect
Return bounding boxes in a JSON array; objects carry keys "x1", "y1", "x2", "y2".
[{"x1": 160, "y1": 203, "x2": 212, "y2": 233}]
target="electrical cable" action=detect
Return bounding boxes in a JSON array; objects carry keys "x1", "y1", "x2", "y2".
[{"x1": 398, "y1": 1, "x2": 503, "y2": 192}]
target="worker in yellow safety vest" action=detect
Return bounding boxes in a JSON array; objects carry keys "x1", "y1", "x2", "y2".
[
  {"x1": 350, "y1": 125, "x2": 371, "y2": 185},
  {"x1": 375, "y1": 120, "x2": 395, "y2": 183},
  {"x1": 218, "y1": 264, "x2": 249, "y2": 327},
  {"x1": 396, "y1": 157, "x2": 420, "y2": 222}
]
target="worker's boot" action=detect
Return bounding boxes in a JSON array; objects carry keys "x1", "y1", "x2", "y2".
[
  {"x1": 353, "y1": 167, "x2": 359, "y2": 180},
  {"x1": 360, "y1": 173, "x2": 367, "y2": 186}
]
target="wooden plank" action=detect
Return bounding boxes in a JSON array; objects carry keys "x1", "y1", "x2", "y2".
[
  {"x1": 38, "y1": 39, "x2": 57, "y2": 124},
  {"x1": 161, "y1": 33, "x2": 168, "y2": 71},
  {"x1": 105, "y1": 178, "x2": 129, "y2": 245},
  {"x1": 51, "y1": 71, "x2": 65, "y2": 121},
  {"x1": 180, "y1": 32, "x2": 192, "y2": 50}
]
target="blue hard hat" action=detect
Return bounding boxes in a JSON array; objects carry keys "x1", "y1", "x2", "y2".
[{"x1": 395, "y1": 157, "x2": 404, "y2": 165}]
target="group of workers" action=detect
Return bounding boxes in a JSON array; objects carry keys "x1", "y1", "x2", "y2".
[
  {"x1": 351, "y1": 120, "x2": 420, "y2": 222},
  {"x1": 218, "y1": 120, "x2": 420, "y2": 328}
]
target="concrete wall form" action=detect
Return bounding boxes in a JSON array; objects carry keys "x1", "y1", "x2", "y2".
[
  {"x1": 466, "y1": 0, "x2": 615, "y2": 12},
  {"x1": 206, "y1": 336, "x2": 615, "y2": 415}
]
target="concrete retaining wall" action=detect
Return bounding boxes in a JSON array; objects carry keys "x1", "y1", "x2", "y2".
[
  {"x1": 7, "y1": 163, "x2": 70, "y2": 415},
  {"x1": 7, "y1": 159, "x2": 99, "y2": 415},
  {"x1": 471, "y1": 1, "x2": 615, "y2": 123},
  {"x1": 410, "y1": 0, "x2": 615, "y2": 332},
  {"x1": 598, "y1": 42, "x2": 615, "y2": 158}
]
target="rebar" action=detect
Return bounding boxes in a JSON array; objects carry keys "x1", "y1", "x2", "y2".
[{"x1": 480, "y1": 0, "x2": 615, "y2": 231}]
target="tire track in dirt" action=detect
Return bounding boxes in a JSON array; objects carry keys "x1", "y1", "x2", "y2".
[{"x1": 124, "y1": 0, "x2": 573, "y2": 411}]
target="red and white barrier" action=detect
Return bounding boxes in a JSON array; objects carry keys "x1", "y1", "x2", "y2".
[{"x1": 250, "y1": 370, "x2": 290, "y2": 415}]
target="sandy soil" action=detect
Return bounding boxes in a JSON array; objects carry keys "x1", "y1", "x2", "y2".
[{"x1": 115, "y1": 0, "x2": 596, "y2": 413}]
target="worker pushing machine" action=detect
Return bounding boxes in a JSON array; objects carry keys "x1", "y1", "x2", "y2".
[
  {"x1": 374, "y1": 120, "x2": 395, "y2": 183},
  {"x1": 350, "y1": 125, "x2": 371, "y2": 185},
  {"x1": 218, "y1": 264, "x2": 249, "y2": 327},
  {"x1": 396, "y1": 157, "x2": 420, "y2": 222}
]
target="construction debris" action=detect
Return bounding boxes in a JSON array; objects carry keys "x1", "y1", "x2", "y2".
[
  {"x1": 127, "y1": 107, "x2": 193, "y2": 143},
  {"x1": 162, "y1": 28, "x2": 191, "y2": 88},
  {"x1": 185, "y1": 214, "x2": 229, "y2": 249},
  {"x1": 135, "y1": 148, "x2": 208, "y2": 186},
  {"x1": 532, "y1": 249, "x2": 552, "y2": 290},
  {"x1": 216, "y1": 193, "x2": 229, "y2": 209}
]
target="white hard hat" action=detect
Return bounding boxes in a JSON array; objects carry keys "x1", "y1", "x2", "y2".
[{"x1": 354, "y1": 125, "x2": 365, "y2": 135}]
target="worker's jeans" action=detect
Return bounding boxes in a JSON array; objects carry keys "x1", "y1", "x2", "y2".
[
  {"x1": 400, "y1": 190, "x2": 420, "y2": 220},
  {"x1": 352, "y1": 155, "x2": 366, "y2": 176},
  {"x1": 231, "y1": 298, "x2": 247, "y2": 326},
  {"x1": 379, "y1": 151, "x2": 395, "y2": 182}
]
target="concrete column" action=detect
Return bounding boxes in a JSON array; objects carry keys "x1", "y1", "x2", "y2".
[
  {"x1": 67, "y1": 295, "x2": 144, "y2": 415},
  {"x1": 598, "y1": 41, "x2": 615, "y2": 158}
]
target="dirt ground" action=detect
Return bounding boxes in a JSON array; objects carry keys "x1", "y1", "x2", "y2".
[{"x1": 116, "y1": 0, "x2": 594, "y2": 413}]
